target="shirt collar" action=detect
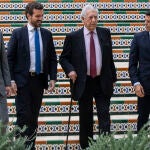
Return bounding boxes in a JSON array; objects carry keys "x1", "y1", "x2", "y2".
[
  {"x1": 84, "y1": 26, "x2": 97, "y2": 35},
  {"x1": 27, "y1": 23, "x2": 40, "y2": 32}
]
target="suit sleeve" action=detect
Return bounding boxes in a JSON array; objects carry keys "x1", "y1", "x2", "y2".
[
  {"x1": 48, "y1": 32, "x2": 57, "y2": 80},
  {"x1": 108, "y1": 29, "x2": 117, "y2": 82},
  {"x1": 7, "y1": 29, "x2": 18, "y2": 80},
  {"x1": 59, "y1": 34, "x2": 75, "y2": 76},
  {"x1": 0, "y1": 32, "x2": 11, "y2": 86},
  {"x1": 129, "y1": 34, "x2": 139, "y2": 85}
]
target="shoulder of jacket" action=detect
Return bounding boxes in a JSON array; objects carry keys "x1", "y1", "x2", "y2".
[
  {"x1": 40, "y1": 27, "x2": 52, "y2": 35},
  {"x1": 134, "y1": 31, "x2": 145, "y2": 37},
  {"x1": 13, "y1": 27, "x2": 24, "y2": 33},
  {"x1": 67, "y1": 28, "x2": 83, "y2": 37},
  {"x1": 41, "y1": 27, "x2": 51, "y2": 32},
  {"x1": 97, "y1": 27, "x2": 110, "y2": 32}
]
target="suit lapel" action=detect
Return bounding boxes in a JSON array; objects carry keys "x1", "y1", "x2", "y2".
[
  {"x1": 96, "y1": 27, "x2": 103, "y2": 55},
  {"x1": 23, "y1": 26, "x2": 30, "y2": 54},
  {"x1": 40, "y1": 28, "x2": 46, "y2": 58},
  {"x1": 78, "y1": 28, "x2": 87, "y2": 68}
]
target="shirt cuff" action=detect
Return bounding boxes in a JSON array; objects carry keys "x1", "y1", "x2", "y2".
[
  {"x1": 11, "y1": 80, "x2": 15, "y2": 83},
  {"x1": 134, "y1": 82, "x2": 140, "y2": 86}
]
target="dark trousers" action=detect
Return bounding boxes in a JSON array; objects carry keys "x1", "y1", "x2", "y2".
[
  {"x1": 137, "y1": 95, "x2": 150, "y2": 131},
  {"x1": 15, "y1": 74, "x2": 44, "y2": 150},
  {"x1": 0, "y1": 94, "x2": 9, "y2": 135},
  {"x1": 79, "y1": 76, "x2": 111, "y2": 149}
]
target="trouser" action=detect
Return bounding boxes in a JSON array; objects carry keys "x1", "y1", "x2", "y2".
[
  {"x1": 137, "y1": 95, "x2": 150, "y2": 131},
  {"x1": 15, "y1": 74, "x2": 44, "y2": 150},
  {"x1": 0, "y1": 94, "x2": 9, "y2": 135},
  {"x1": 79, "y1": 76, "x2": 111, "y2": 149}
]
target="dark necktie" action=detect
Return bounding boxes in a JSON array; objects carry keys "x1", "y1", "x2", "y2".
[
  {"x1": 90, "y1": 31, "x2": 97, "y2": 78},
  {"x1": 34, "y1": 28, "x2": 41, "y2": 74}
]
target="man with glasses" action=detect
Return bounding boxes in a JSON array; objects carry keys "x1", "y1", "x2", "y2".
[{"x1": 60, "y1": 4, "x2": 116, "y2": 149}]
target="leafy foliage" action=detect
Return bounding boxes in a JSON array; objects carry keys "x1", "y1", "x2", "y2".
[
  {"x1": 88, "y1": 123, "x2": 150, "y2": 150},
  {"x1": 0, "y1": 124, "x2": 30, "y2": 150}
]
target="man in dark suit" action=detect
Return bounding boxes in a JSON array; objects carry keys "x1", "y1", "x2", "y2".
[
  {"x1": 59, "y1": 4, "x2": 116, "y2": 149},
  {"x1": 7, "y1": 2, "x2": 57, "y2": 149},
  {"x1": 0, "y1": 31, "x2": 11, "y2": 134},
  {"x1": 129, "y1": 10, "x2": 150, "y2": 132}
]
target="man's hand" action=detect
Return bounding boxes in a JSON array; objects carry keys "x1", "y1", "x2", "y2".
[
  {"x1": 48, "y1": 80, "x2": 56, "y2": 92},
  {"x1": 68, "y1": 71, "x2": 77, "y2": 83},
  {"x1": 134, "y1": 84, "x2": 145, "y2": 97},
  {"x1": 11, "y1": 82, "x2": 17, "y2": 96},
  {"x1": 5, "y1": 86, "x2": 12, "y2": 97}
]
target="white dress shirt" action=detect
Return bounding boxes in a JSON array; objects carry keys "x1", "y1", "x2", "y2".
[
  {"x1": 84, "y1": 26, "x2": 102, "y2": 76},
  {"x1": 27, "y1": 23, "x2": 43, "y2": 72}
]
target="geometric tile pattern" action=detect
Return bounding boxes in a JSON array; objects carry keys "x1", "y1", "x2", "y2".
[
  {"x1": 57, "y1": 68, "x2": 130, "y2": 81},
  {"x1": 0, "y1": 25, "x2": 145, "y2": 34},
  {"x1": 0, "y1": 2, "x2": 149, "y2": 10},
  {"x1": 8, "y1": 120, "x2": 137, "y2": 134},
  {"x1": 1, "y1": 0, "x2": 149, "y2": 149},
  {"x1": 8, "y1": 101, "x2": 137, "y2": 115}
]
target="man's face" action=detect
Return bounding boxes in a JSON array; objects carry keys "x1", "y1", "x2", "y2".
[
  {"x1": 82, "y1": 10, "x2": 98, "y2": 31},
  {"x1": 27, "y1": 9, "x2": 43, "y2": 27},
  {"x1": 145, "y1": 15, "x2": 150, "y2": 31}
]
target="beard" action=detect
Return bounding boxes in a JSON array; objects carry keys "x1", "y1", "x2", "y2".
[{"x1": 31, "y1": 20, "x2": 42, "y2": 28}]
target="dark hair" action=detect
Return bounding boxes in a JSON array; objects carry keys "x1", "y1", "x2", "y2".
[
  {"x1": 145, "y1": 10, "x2": 150, "y2": 16},
  {"x1": 25, "y1": 2, "x2": 43, "y2": 19}
]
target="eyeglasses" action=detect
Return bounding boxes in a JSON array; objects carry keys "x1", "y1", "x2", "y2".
[{"x1": 85, "y1": 16, "x2": 98, "y2": 20}]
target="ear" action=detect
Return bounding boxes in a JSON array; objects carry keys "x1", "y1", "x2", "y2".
[
  {"x1": 27, "y1": 13, "x2": 31, "y2": 20},
  {"x1": 81, "y1": 17, "x2": 84, "y2": 23}
]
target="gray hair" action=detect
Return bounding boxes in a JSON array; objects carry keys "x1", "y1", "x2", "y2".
[{"x1": 81, "y1": 4, "x2": 98, "y2": 18}]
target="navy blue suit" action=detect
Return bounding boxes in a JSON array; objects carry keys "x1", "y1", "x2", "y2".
[
  {"x1": 60, "y1": 27, "x2": 116, "y2": 149},
  {"x1": 7, "y1": 26, "x2": 57, "y2": 149},
  {"x1": 129, "y1": 31, "x2": 150, "y2": 131},
  {"x1": 7, "y1": 26, "x2": 57, "y2": 88}
]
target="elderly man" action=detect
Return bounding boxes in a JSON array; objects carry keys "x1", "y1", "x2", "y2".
[{"x1": 60, "y1": 4, "x2": 116, "y2": 149}]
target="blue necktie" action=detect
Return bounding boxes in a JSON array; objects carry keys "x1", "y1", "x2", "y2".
[{"x1": 34, "y1": 28, "x2": 41, "y2": 74}]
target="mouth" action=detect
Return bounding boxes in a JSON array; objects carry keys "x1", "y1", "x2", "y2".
[
  {"x1": 37, "y1": 21, "x2": 42, "y2": 24},
  {"x1": 90, "y1": 25, "x2": 96, "y2": 27}
]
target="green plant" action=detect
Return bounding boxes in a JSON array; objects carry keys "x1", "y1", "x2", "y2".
[
  {"x1": 88, "y1": 123, "x2": 150, "y2": 150},
  {"x1": 0, "y1": 124, "x2": 31, "y2": 150}
]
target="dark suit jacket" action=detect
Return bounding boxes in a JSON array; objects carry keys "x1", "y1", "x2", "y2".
[
  {"x1": 60, "y1": 27, "x2": 117, "y2": 101},
  {"x1": 129, "y1": 31, "x2": 150, "y2": 94},
  {"x1": 7, "y1": 26, "x2": 57, "y2": 89},
  {"x1": 0, "y1": 31, "x2": 11, "y2": 96}
]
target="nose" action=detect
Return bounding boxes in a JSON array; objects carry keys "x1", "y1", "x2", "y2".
[
  {"x1": 91, "y1": 17, "x2": 96, "y2": 22},
  {"x1": 91, "y1": 16, "x2": 97, "y2": 22},
  {"x1": 38, "y1": 15, "x2": 43, "y2": 20},
  {"x1": 39, "y1": 17, "x2": 43, "y2": 20}
]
